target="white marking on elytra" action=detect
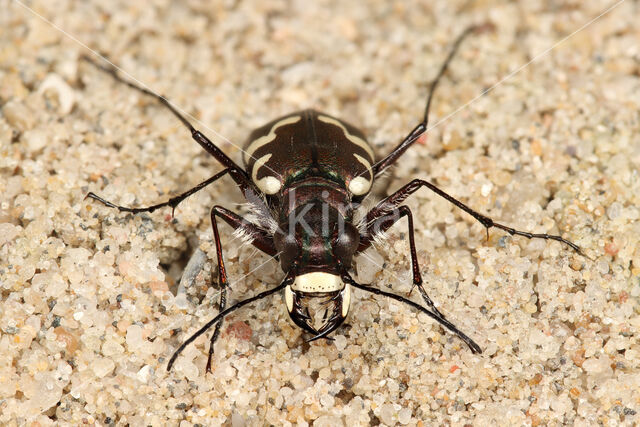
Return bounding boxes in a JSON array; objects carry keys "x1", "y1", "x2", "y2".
[
  {"x1": 244, "y1": 115, "x2": 302, "y2": 164},
  {"x1": 252, "y1": 154, "x2": 282, "y2": 194},
  {"x1": 317, "y1": 115, "x2": 374, "y2": 159},
  {"x1": 318, "y1": 115, "x2": 373, "y2": 195},
  {"x1": 349, "y1": 154, "x2": 373, "y2": 195},
  {"x1": 292, "y1": 272, "x2": 344, "y2": 292}
]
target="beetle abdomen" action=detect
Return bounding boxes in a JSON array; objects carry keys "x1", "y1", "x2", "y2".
[{"x1": 243, "y1": 109, "x2": 375, "y2": 197}]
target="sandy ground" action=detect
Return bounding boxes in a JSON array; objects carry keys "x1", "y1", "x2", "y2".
[{"x1": 1, "y1": 0, "x2": 639, "y2": 425}]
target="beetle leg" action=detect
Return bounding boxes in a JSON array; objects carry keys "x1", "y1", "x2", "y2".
[
  {"x1": 340, "y1": 270, "x2": 482, "y2": 354},
  {"x1": 82, "y1": 56, "x2": 275, "y2": 219},
  {"x1": 167, "y1": 270, "x2": 294, "y2": 372},
  {"x1": 358, "y1": 178, "x2": 585, "y2": 257},
  {"x1": 212, "y1": 205, "x2": 278, "y2": 257},
  {"x1": 358, "y1": 205, "x2": 446, "y2": 319},
  {"x1": 203, "y1": 205, "x2": 279, "y2": 372},
  {"x1": 170, "y1": 206, "x2": 277, "y2": 372},
  {"x1": 86, "y1": 168, "x2": 231, "y2": 217},
  {"x1": 87, "y1": 165, "x2": 273, "y2": 235},
  {"x1": 204, "y1": 206, "x2": 232, "y2": 374},
  {"x1": 205, "y1": 267, "x2": 226, "y2": 374}
]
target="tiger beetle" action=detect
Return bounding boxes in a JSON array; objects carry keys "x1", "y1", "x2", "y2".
[{"x1": 83, "y1": 26, "x2": 585, "y2": 372}]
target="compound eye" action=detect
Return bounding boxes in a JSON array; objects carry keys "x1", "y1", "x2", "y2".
[
  {"x1": 334, "y1": 223, "x2": 359, "y2": 266},
  {"x1": 274, "y1": 231, "x2": 299, "y2": 271}
]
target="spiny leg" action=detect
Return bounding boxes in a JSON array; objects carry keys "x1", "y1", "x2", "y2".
[
  {"x1": 372, "y1": 25, "x2": 482, "y2": 177},
  {"x1": 206, "y1": 284, "x2": 225, "y2": 373},
  {"x1": 205, "y1": 207, "x2": 229, "y2": 374},
  {"x1": 340, "y1": 270, "x2": 481, "y2": 354},
  {"x1": 82, "y1": 56, "x2": 276, "y2": 220},
  {"x1": 359, "y1": 178, "x2": 585, "y2": 256},
  {"x1": 88, "y1": 166, "x2": 274, "y2": 236},
  {"x1": 205, "y1": 205, "x2": 279, "y2": 372},
  {"x1": 358, "y1": 205, "x2": 445, "y2": 318},
  {"x1": 167, "y1": 272, "x2": 294, "y2": 371},
  {"x1": 212, "y1": 205, "x2": 278, "y2": 257},
  {"x1": 169, "y1": 206, "x2": 278, "y2": 372},
  {"x1": 86, "y1": 168, "x2": 231, "y2": 216}
]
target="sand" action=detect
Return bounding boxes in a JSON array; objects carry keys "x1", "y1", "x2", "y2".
[{"x1": 1, "y1": 0, "x2": 638, "y2": 425}]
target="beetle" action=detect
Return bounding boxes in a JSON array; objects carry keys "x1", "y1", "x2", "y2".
[{"x1": 83, "y1": 26, "x2": 584, "y2": 372}]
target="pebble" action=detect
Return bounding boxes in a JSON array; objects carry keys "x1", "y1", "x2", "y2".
[
  {"x1": 54, "y1": 327, "x2": 79, "y2": 355},
  {"x1": 313, "y1": 415, "x2": 343, "y2": 427},
  {"x1": 596, "y1": 260, "x2": 610, "y2": 275},
  {"x1": 92, "y1": 358, "x2": 115, "y2": 378},
  {"x1": 0, "y1": 223, "x2": 20, "y2": 246},
  {"x1": 126, "y1": 324, "x2": 144, "y2": 351},
  {"x1": 38, "y1": 73, "x2": 76, "y2": 115},
  {"x1": 334, "y1": 334, "x2": 347, "y2": 351},
  {"x1": 22, "y1": 128, "x2": 48, "y2": 152},
  {"x1": 379, "y1": 403, "x2": 399, "y2": 425},
  {"x1": 177, "y1": 248, "x2": 207, "y2": 294},
  {"x1": 2, "y1": 100, "x2": 35, "y2": 131},
  {"x1": 397, "y1": 408, "x2": 412, "y2": 425},
  {"x1": 136, "y1": 365, "x2": 152, "y2": 383},
  {"x1": 355, "y1": 249, "x2": 384, "y2": 283},
  {"x1": 481, "y1": 182, "x2": 493, "y2": 197},
  {"x1": 607, "y1": 202, "x2": 622, "y2": 220},
  {"x1": 582, "y1": 356, "x2": 612, "y2": 375}
]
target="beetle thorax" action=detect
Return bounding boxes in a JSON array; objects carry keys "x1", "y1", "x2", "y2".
[{"x1": 273, "y1": 183, "x2": 360, "y2": 275}]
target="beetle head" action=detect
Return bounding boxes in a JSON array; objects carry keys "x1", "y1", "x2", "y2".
[{"x1": 273, "y1": 198, "x2": 359, "y2": 339}]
